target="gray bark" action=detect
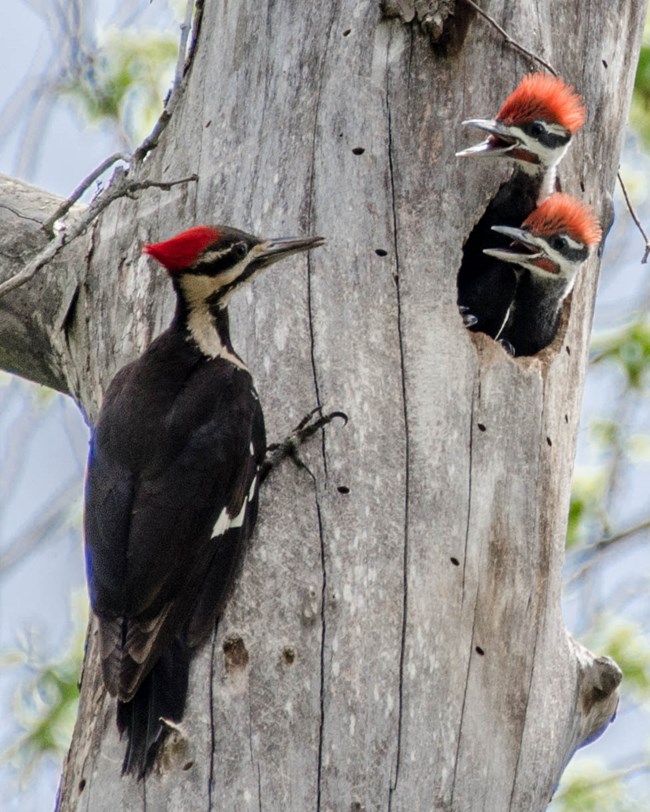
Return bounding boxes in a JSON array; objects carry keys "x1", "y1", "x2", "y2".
[{"x1": 0, "y1": 0, "x2": 644, "y2": 809}]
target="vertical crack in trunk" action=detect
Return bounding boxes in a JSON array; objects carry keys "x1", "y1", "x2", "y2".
[
  {"x1": 207, "y1": 628, "x2": 218, "y2": 811},
  {"x1": 450, "y1": 607, "x2": 479, "y2": 807},
  {"x1": 303, "y1": 465, "x2": 328, "y2": 812},
  {"x1": 450, "y1": 362, "x2": 481, "y2": 805},
  {"x1": 461, "y1": 371, "x2": 478, "y2": 603},
  {"x1": 385, "y1": 24, "x2": 412, "y2": 807},
  {"x1": 305, "y1": 4, "x2": 339, "y2": 475},
  {"x1": 303, "y1": 10, "x2": 338, "y2": 808}
]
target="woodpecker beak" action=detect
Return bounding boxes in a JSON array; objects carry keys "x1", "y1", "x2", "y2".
[
  {"x1": 456, "y1": 119, "x2": 521, "y2": 158},
  {"x1": 250, "y1": 235, "x2": 325, "y2": 270},
  {"x1": 483, "y1": 226, "x2": 546, "y2": 268}
]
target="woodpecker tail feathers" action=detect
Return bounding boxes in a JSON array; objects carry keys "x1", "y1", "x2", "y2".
[{"x1": 116, "y1": 638, "x2": 191, "y2": 778}]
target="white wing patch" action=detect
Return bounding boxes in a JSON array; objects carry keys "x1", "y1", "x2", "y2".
[
  {"x1": 212, "y1": 507, "x2": 232, "y2": 538},
  {"x1": 211, "y1": 473, "x2": 259, "y2": 540}
]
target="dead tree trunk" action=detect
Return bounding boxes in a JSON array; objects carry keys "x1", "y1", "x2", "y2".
[{"x1": 0, "y1": 1, "x2": 645, "y2": 809}]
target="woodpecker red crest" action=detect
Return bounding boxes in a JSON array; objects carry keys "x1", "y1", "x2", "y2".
[
  {"x1": 144, "y1": 226, "x2": 221, "y2": 271},
  {"x1": 496, "y1": 74, "x2": 586, "y2": 134},
  {"x1": 485, "y1": 193, "x2": 601, "y2": 281},
  {"x1": 522, "y1": 192, "x2": 602, "y2": 246}
]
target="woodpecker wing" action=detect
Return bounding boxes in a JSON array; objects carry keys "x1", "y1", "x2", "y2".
[{"x1": 84, "y1": 335, "x2": 265, "y2": 702}]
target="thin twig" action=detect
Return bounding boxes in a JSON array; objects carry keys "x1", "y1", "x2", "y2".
[
  {"x1": 593, "y1": 515, "x2": 650, "y2": 552},
  {"x1": 0, "y1": 173, "x2": 198, "y2": 299},
  {"x1": 460, "y1": 0, "x2": 558, "y2": 75},
  {"x1": 175, "y1": 0, "x2": 196, "y2": 90},
  {"x1": 566, "y1": 515, "x2": 650, "y2": 587},
  {"x1": 133, "y1": 0, "x2": 204, "y2": 167},
  {"x1": 616, "y1": 170, "x2": 650, "y2": 263},
  {"x1": 42, "y1": 151, "x2": 130, "y2": 234}
]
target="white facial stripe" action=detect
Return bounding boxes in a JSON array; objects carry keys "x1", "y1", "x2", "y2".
[
  {"x1": 544, "y1": 122, "x2": 570, "y2": 137},
  {"x1": 565, "y1": 234, "x2": 584, "y2": 251},
  {"x1": 193, "y1": 247, "x2": 231, "y2": 267}
]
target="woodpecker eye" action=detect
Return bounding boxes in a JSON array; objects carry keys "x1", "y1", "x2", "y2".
[
  {"x1": 551, "y1": 235, "x2": 568, "y2": 251},
  {"x1": 529, "y1": 121, "x2": 545, "y2": 137},
  {"x1": 234, "y1": 242, "x2": 248, "y2": 259}
]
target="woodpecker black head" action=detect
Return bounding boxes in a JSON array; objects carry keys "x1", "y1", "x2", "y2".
[
  {"x1": 457, "y1": 74, "x2": 585, "y2": 174},
  {"x1": 483, "y1": 192, "x2": 601, "y2": 288},
  {"x1": 144, "y1": 225, "x2": 324, "y2": 307}
]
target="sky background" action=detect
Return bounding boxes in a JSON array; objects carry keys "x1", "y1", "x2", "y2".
[{"x1": 1, "y1": 2, "x2": 649, "y2": 810}]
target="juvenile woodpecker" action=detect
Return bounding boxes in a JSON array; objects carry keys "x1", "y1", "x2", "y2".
[
  {"x1": 484, "y1": 193, "x2": 601, "y2": 356},
  {"x1": 84, "y1": 224, "x2": 323, "y2": 776},
  {"x1": 457, "y1": 74, "x2": 586, "y2": 339}
]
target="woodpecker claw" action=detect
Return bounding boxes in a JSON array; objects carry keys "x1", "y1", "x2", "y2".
[
  {"x1": 261, "y1": 408, "x2": 348, "y2": 482},
  {"x1": 499, "y1": 339, "x2": 516, "y2": 356},
  {"x1": 462, "y1": 312, "x2": 479, "y2": 328}
]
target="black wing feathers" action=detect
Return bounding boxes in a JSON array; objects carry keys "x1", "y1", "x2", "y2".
[{"x1": 85, "y1": 331, "x2": 265, "y2": 708}]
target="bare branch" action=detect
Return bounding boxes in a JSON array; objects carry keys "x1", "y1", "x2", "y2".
[
  {"x1": 42, "y1": 152, "x2": 131, "y2": 235},
  {"x1": 616, "y1": 170, "x2": 650, "y2": 263},
  {"x1": 0, "y1": 173, "x2": 198, "y2": 299},
  {"x1": 594, "y1": 516, "x2": 650, "y2": 551},
  {"x1": 566, "y1": 516, "x2": 650, "y2": 587},
  {"x1": 459, "y1": 0, "x2": 558, "y2": 75},
  {"x1": 175, "y1": 0, "x2": 196, "y2": 90},
  {"x1": 133, "y1": 0, "x2": 204, "y2": 167}
]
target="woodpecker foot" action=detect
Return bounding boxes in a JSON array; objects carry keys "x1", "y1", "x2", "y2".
[{"x1": 260, "y1": 407, "x2": 348, "y2": 482}]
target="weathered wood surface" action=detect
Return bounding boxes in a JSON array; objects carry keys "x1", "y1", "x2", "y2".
[{"x1": 0, "y1": 1, "x2": 645, "y2": 810}]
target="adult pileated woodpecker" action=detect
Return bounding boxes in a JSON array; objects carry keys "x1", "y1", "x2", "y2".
[
  {"x1": 456, "y1": 73, "x2": 586, "y2": 339},
  {"x1": 84, "y1": 224, "x2": 323, "y2": 777},
  {"x1": 484, "y1": 193, "x2": 601, "y2": 356}
]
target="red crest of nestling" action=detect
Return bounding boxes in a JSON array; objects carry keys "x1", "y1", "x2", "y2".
[
  {"x1": 497, "y1": 74, "x2": 586, "y2": 134},
  {"x1": 144, "y1": 226, "x2": 221, "y2": 271},
  {"x1": 523, "y1": 193, "x2": 602, "y2": 246}
]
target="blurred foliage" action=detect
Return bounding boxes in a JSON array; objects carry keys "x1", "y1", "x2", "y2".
[
  {"x1": 1, "y1": 593, "x2": 87, "y2": 779},
  {"x1": 592, "y1": 320, "x2": 650, "y2": 389},
  {"x1": 57, "y1": 28, "x2": 177, "y2": 147},
  {"x1": 632, "y1": 16, "x2": 650, "y2": 142},
  {"x1": 566, "y1": 469, "x2": 607, "y2": 549},
  {"x1": 554, "y1": 760, "x2": 643, "y2": 812}
]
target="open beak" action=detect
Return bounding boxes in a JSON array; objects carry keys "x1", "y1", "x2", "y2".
[
  {"x1": 251, "y1": 235, "x2": 325, "y2": 270},
  {"x1": 456, "y1": 118, "x2": 520, "y2": 158},
  {"x1": 482, "y1": 225, "x2": 546, "y2": 267}
]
